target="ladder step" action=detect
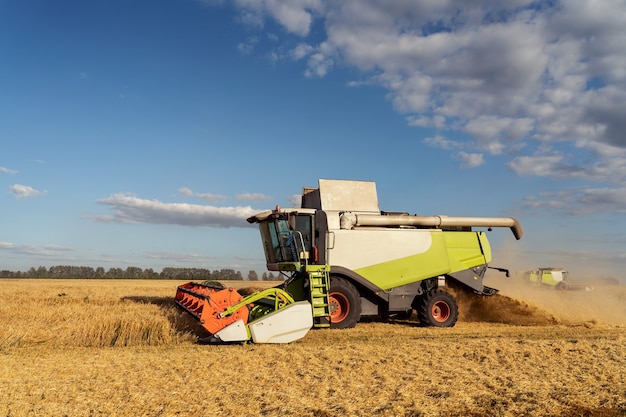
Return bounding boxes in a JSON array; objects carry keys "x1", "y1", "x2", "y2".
[{"x1": 306, "y1": 265, "x2": 331, "y2": 326}]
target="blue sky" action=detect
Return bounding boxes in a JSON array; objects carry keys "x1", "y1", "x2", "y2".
[{"x1": 1, "y1": 0, "x2": 625, "y2": 282}]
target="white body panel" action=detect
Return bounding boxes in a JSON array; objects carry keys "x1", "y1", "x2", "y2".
[
  {"x1": 315, "y1": 179, "x2": 379, "y2": 212},
  {"x1": 215, "y1": 319, "x2": 249, "y2": 342},
  {"x1": 248, "y1": 301, "x2": 313, "y2": 344},
  {"x1": 328, "y1": 229, "x2": 433, "y2": 270},
  {"x1": 551, "y1": 270, "x2": 565, "y2": 283}
]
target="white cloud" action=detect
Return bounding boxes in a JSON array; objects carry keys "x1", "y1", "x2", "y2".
[
  {"x1": 0, "y1": 241, "x2": 72, "y2": 256},
  {"x1": 508, "y1": 154, "x2": 565, "y2": 177},
  {"x1": 423, "y1": 134, "x2": 463, "y2": 151},
  {"x1": 9, "y1": 184, "x2": 47, "y2": 199},
  {"x1": 178, "y1": 187, "x2": 194, "y2": 197},
  {"x1": 42, "y1": 244, "x2": 73, "y2": 252},
  {"x1": 304, "y1": 52, "x2": 333, "y2": 78},
  {"x1": 407, "y1": 114, "x2": 446, "y2": 129},
  {"x1": 581, "y1": 86, "x2": 626, "y2": 148},
  {"x1": 227, "y1": 0, "x2": 626, "y2": 185},
  {"x1": 0, "y1": 167, "x2": 18, "y2": 175},
  {"x1": 456, "y1": 151, "x2": 485, "y2": 169},
  {"x1": 236, "y1": 193, "x2": 273, "y2": 202},
  {"x1": 519, "y1": 186, "x2": 626, "y2": 216},
  {"x1": 233, "y1": 0, "x2": 323, "y2": 36},
  {"x1": 463, "y1": 116, "x2": 535, "y2": 154},
  {"x1": 178, "y1": 186, "x2": 228, "y2": 202},
  {"x1": 144, "y1": 251, "x2": 211, "y2": 264},
  {"x1": 424, "y1": 134, "x2": 486, "y2": 169},
  {"x1": 508, "y1": 145, "x2": 626, "y2": 184},
  {"x1": 95, "y1": 193, "x2": 258, "y2": 227},
  {"x1": 195, "y1": 192, "x2": 228, "y2": 203},
  {"x1": 237, "y1": 36, "x2": 258, "y2": 54},
  {"x1": 291, "y1": 43, "x2": 315, "y2": 60}
]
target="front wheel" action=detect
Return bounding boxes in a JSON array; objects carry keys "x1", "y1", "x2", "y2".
[
  {"x1": 417, "y1": 289, "x2": 459, "y2": 327},
  {"x1": 328, "y1": 277, "x2": 361, "y2": 329}
]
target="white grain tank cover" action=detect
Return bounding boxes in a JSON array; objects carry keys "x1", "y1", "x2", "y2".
[{"x1": 301, "y1": 179, "x2": 380, "y2": 213}]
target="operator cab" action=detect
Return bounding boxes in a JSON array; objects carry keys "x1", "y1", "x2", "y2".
[{"x1": 247, "y1": 207, "x2": 317, "y2": 270}]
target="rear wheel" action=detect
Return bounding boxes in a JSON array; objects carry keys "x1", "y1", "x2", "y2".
[
  {"x1": 417, "y1": 289, "x2": 458, "y2": 327},
  {"x1": 328, "y1": 277, "x2": 361, "y2": 329}
]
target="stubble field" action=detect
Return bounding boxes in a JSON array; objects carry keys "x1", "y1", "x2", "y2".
[{"x1": 0, "y1": 278, "x2": 624, "y2": 417}]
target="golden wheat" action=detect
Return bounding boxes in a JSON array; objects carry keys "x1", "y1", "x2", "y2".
[
  {"x1": 0, "y1": 279, "x2": 197, "y2": 348},
  {"x1": 0, "y1": 279, "x2": 624, "y2": 417}
]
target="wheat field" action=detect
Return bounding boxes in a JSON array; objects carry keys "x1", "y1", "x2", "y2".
[{"x1": 1, "y1": 278, "x2": 624, "y2": 417}]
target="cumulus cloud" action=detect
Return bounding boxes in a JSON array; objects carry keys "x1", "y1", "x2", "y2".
[
  {"x1": 226, "y1": 0, "x2": 626, "y2": 183},
  {"x1": 95, "y1": 193, "x2": 259, "y2": 227},
  {"x1": 233, "y1": 0, "x2": 323, "y2": 37},
  {"x1": 508, "y1": 154, "x2": 568, "y2": 178},
  {"x1": 463, "y1": 116, "x2": 535, "y2": 154},
  {"x1": 9, "y1": 184, "x2": 47, "y2": 199},
  {"x1": 509, "y1": 147, "x2": 626, "y2": 184}
]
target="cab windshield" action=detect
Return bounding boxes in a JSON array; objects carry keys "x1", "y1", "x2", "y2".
[{"x1": 258, "y1": 214, "x2": 312, "y2": 264}]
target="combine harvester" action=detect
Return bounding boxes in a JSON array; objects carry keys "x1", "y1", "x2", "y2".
[
  {"x1": 176, "y1": 179, "x2": 523, "y2": 344},
  {"x1": 526, "y1": 267, "x2": 591, "y2": 291},
  {"x1": 528, "y1": 268, "x2": 569, "y2": 289}
]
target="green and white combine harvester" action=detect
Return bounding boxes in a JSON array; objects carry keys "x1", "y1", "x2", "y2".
[
  {"x1": 528, "y1": 268, "x2": 569, "y2": 288},
  {"x1": 525, "y1": 267, "x2": 590, "y2": 290},
  {"x1": 175, "y1": 179, "x2": 523, "y2": 344}
]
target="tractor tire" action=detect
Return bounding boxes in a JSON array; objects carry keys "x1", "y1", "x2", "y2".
[
  {"x1": 417, "y1": 289, "x2": 459, "y2": 327},
  {"x1": 329, "y1": 277, "x2": 361, "y2": 329}
]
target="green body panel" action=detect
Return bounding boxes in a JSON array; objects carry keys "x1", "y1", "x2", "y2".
[
  {"x1": 443, "y1": 231, "x2": 490, "y2": 273},
  {"x1": 541, "y1": 271, "x2": 559, "y2": 286},
  {"x1": 282, "y1": 274, "x2": 308, "y2": 301},
  {"x1": 478, "y1": 232, "x2": 492, "y2": 263},
  {"x1": 529, "y1": 270, "x2": 564, "y2": 286},
  {"x1": 350, "y1": 231, "x2": 488, "y2": 290}
]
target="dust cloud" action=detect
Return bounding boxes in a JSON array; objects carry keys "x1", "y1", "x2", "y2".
[
  {"x1": 483, "y1": 243, "x2": 626, "y2": 326},
  {"x1": 461, "y1": 276, "x2": 626, "y2": 326}
]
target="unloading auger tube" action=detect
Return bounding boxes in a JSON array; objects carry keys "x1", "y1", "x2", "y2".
[{"x1": 339, "y1": 213, "x2": 523, "y2": 240}]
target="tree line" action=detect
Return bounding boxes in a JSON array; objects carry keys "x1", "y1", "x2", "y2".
[{"x1": 0, "y1": 265, "x2": 281, "y2": 281}]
